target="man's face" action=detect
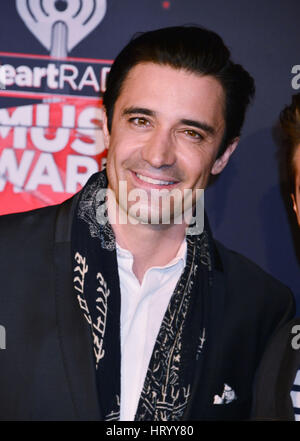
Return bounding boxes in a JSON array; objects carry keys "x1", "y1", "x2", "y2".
[
  {"x1": 292, "y1": 146, "x2": 300, "y2": 226},
  {"x1": 103, "y1": 62, "x2": 238, "y2": 225}
]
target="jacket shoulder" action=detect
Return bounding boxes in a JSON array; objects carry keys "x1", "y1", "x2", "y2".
[
  {"x1": 0, "y1": 204, "x2": 58, "y2": 232},
  {"x1": 0, "y1": 196, "x2": 75, "y2": 243},
  {"x1": 214, "y1": 240, "x2": 295, "y2": 332},
  {"x1": 215, "y1": 239, "x2": 293, "y2": 295}
]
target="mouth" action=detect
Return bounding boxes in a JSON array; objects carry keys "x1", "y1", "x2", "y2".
[{"x1": 132, "y1": 171, "x2": 179, "y2": 188}]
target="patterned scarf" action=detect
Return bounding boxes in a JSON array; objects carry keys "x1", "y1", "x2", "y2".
[{"x1": 71, "y1": 170, "x2": 213, "y2": 421}]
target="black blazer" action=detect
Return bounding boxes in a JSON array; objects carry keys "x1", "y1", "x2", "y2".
[
  {"x1": 252, "y1": 318, "x2": 300, "y2": 420},
  {"x1": 0, "y1": 192, "x2": 295, "y2": 421}
]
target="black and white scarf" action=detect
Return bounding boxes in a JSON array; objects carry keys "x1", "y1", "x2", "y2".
[{"x1": 71, "y1": 170, "x2": 213, "y2": 421}]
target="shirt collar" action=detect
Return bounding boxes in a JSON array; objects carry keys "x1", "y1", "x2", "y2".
[{"x1": 116, "y1": 238, "x2": 187, "y2": 270}]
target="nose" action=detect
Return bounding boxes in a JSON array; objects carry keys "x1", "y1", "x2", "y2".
[{"x1": 141, "y1": 128, "x2": 176, "y2": 169}]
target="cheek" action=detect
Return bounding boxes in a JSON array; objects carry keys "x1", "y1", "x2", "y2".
[
  {"x1": 296, "y1": 191, "x2": 300, "y2": 215},
  {"x1": 106, "y1": 135, "x2": 126, "y2": 163},
  {"x1": 105, "y1": 146, "x2": 116, "y2": 171},
  {"x1": 109, "y1": 128, "x2": 141, "y2": 157},
  {"x1": 182, "y1": 150, "x2": 215, "y2": 182}
]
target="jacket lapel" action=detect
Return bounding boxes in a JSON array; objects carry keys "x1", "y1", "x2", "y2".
[{"x1": 54, "y1": 196, "x2": 102, "y2": 420}]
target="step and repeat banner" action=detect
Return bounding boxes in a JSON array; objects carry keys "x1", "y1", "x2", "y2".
[
  {"x1": 0, "y1": 0, "x2": 299, "y2": 307},
  {"x1": 0, "y1": 0, "x2": 110, "y2": 212}
]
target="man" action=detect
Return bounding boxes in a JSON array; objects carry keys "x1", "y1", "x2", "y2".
[
  {"x1": 252, "y1": 94, "x2": 300, "y2": 421},
  {"x1": 0, "y1": 26, "x2": 295, "y2": 421}
]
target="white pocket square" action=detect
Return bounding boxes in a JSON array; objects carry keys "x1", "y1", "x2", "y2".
[{"x1": 213, "y1": 383, "x2": 237, "y2": 404}]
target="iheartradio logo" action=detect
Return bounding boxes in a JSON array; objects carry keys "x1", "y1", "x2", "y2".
[
  {"x1": 0, "y1": 1, "x2": 111, "y2": 99},
  {"x1": 16, "y1": 0, "x2": 107, "y2": 58}
]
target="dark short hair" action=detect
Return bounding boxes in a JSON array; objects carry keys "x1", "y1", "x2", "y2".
[
  {"x1": 280, "y1": 93, "x2": 300, "y2": 194},
  {"x1": 103, "y1": 26, "x2": 255, "y2": 156}
]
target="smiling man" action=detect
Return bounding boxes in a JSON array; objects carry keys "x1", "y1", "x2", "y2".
[
  {"x1": 0, "y1": 26, "x2": 295, "y2": 421},
  {"x1": 103, "y1": 62, "x2": 232, "y2": 283}
]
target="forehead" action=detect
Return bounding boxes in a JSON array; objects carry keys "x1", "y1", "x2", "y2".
[{"x1": 115, "y1": 62, "x2": 225, "y2": 126}]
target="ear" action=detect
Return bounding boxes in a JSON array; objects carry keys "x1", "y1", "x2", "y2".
[
  {"x1": 211, "y1": 137, "x2": 239, "y2": 175},
  {"x1": 102, "y1": 109, "x2": 110, "y2": 150},
  {"x1": 291, "y1": 193, "x2": 300, "y2": 226}
]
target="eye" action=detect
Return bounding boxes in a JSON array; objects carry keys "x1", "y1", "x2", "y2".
[
  {"x1": 129, "y1": 117, "x2": 150, "y2": 127},
  {"x1": 183, "y1": 129, "x2": 203, "y2": 141}
]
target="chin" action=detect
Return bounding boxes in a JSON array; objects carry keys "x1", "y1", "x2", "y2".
[{"x1": 128, "y1": 202, "x2": 182, "y2": 226}]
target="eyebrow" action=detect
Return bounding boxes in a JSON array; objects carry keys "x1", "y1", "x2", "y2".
[
  {"x1": 122, "y1": 107, "x2": 155, "y2": 117},
  {"x1": 122, "y1": 107, "x2": 216, "y2": 135},
  {"x1": 180, "y1": 119, "x2": 215, "y2": 135}
]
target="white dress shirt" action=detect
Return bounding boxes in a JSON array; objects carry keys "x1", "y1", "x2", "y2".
[{"x1": 117, "y1": 239, "x2": 187, "y2": 421}]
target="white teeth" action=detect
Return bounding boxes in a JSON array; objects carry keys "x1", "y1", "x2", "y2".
[{"x1": 136, "y1": 173, "x2": 175, "y2": 186}]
